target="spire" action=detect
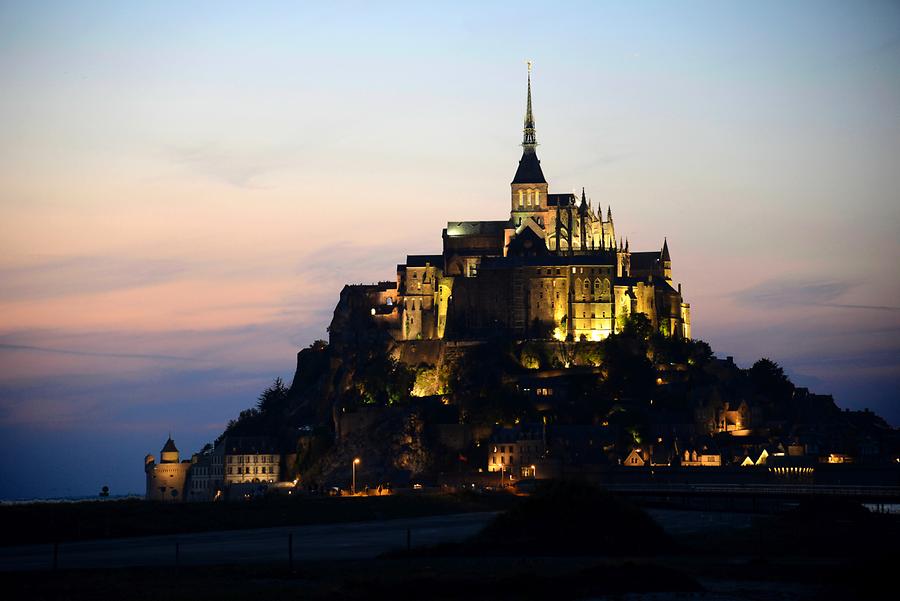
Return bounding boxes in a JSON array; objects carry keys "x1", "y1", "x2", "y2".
[
  {"x1": 607, "y1": 206, "x2": 613, "y2": 221},
  {"x1": 661, "y1": 237, "x2": 671, "y2": 261},
  {"x1": 626, "y1": 237, "x2": 630, "y2": 251},
  {"x1": 512, "y1": 62, "x2": 546, "y2": 185},
  {"x1": 523, "y1": 61, "x2": 536, "y2": 149}
]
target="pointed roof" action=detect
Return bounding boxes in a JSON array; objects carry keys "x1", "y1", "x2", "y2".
[
  {"x1": 162, "y1": 437, "x2": 178, "y2": 453},
  {"x1": 661, "y1": 237, "x2": 671, "y2": 261},
  {"x1": 512, "y1": 63, "x2": 546, "y2": 184},
  {"x1": 513, "y1": 150, "x2": 546, "y2": 184},
  {"x1": 578, "y1": 187, "x2": 589, "y2": 214},
  {"x1": 523, "y1": 61, "x2": 536, "y2": 149}
]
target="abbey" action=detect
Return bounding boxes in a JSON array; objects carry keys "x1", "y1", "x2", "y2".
[{"x1": 349, "y1": 68, "x2": 690, "y2": 343}]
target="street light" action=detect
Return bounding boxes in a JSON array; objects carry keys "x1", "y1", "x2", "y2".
[
  {"x1": 531, "y1": 464, "x2": 537, "y2": 479},
  {"x1": 352, "y1": 458, "x2": 361, "y2": 494}
]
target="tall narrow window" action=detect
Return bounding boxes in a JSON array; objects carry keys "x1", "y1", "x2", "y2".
[
  {"x1": 518, "y1": 190, "x2": 524, "y2": 208},
  {"x1": 534, "y1": 190, "x2": 540, "y2": 206},
  {"x1": 526, "y1": 189, "x2": 532, "y2": 206}
]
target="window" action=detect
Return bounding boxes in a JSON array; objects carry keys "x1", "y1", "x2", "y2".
[
  {"x1": 518, "y1": 190, "x2": 524, "y2": 207},
  {"x1": 534, "y1": 190, "x2": 540, "y2": 206}
]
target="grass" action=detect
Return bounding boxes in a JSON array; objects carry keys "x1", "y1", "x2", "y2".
[
  {"x1": 0, "y1": 491, "x2": 516, "y2": 547},
  {"x1": 0, "y1": 557, "x2": 702, "y2": 601}
]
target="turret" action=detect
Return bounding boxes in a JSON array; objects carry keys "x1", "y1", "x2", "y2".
[
  {"x1": 661, "y1": 238, "x2": 672, "y2": 280},
  {"x1": 160, "y1": 436, "x2": 179, "y2": 463}
]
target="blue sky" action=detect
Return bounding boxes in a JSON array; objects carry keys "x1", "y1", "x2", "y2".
[{"x1": 1, "y1": 1, "x2": 898, "y2": 499}]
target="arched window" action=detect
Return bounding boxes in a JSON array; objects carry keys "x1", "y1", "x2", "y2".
[
  {"x1": 594, "y1": 277, "x2": 602, "y2": 299},
  {"x1": 583, "y1": 278, "x2": 590, "y2": 300}
]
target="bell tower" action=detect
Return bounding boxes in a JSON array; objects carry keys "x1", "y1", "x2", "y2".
[{"x1": 511, "y1": 62, "x2": 549, "y2": 229}]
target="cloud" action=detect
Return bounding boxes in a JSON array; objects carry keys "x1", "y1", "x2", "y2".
[
  {"x1": 0, "y1": 255, "x2": 186, "y2": 302},
  {"x1": 735, "y1": 278, "x2": 900, "y2": 312},
  {"x1": 0, "y1": 343, "x2": 194, "y2": 362},
  {"x1": 164, "y1": 143, "x2": 294, "y2": 189}
]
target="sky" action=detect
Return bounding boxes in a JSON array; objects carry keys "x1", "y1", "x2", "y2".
[{"x1": 0, "y1": 1, "x2": 898, "y2": 499}]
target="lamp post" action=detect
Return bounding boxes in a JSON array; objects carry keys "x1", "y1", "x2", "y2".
[
  {"x1": 352, "y1": 457, "x2": 360, "y2": 495},
  {"x1": 531, "y1": 464, "x2": 537, "y2": 479}
]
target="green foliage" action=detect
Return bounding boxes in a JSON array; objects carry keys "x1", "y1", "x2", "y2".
[
  {"x1": 573, "y1": 341, "x2": 605, "y2": 367},
  {"x1": 620, "y1": 312, "x2": 654, "y2": 342},
  {"x1": 216, "y1": 377, "x2": 291, "y2": 443},
  {"x1": 411, "y1": 363, "x2": 449, "y2": 397},
  {"x1": 658, "y1": 320, "x2": 670, "y2": 337},
  {"x1": 447, "y1": 340, "x2": 525, "y2": 424},
  {"x1": 343, "y1": 353, "x2": 416, "y2": 409},
  {"x1": 599, "y1": 335, "x2": 655, "y2": 401},
  {"x1": 256, "y1": 377, "x2": 289, "y2": 413},
  {"x1": 650, "y1": 335, "x2": 714, "y2": 367},
  {"x1": 519, "y1": 341, "x2": 544, "y2": 369}
]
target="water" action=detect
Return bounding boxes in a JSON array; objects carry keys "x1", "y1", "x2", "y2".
[{"x1": 0, "y1": 494, "x2": 142, "y2": 506}]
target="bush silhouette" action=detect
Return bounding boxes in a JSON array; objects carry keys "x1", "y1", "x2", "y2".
[{"x1": 474, "y1": 479, "x2": 672, "y2": 556}]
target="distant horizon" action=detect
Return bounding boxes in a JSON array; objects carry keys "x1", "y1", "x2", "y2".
[{"x1": 1, "y1": 0, "x2": 898, "y2": 500}]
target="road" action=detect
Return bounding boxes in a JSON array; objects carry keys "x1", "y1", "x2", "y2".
[
  {"x1": 0, "y1": 508, "x2": 758, "y2": 572},
  {"x1": 0, "y1": 512, "x2": 494, "y2": 572}
]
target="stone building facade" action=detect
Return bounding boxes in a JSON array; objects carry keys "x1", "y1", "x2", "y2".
[
  {"x1": 144, "y1": 436, "x2": 191, "y2": 502},
  {"x1": 222, "y1": 436, "x2": 282, "y2": 485},
  {"x1": 332, "y1": 67, "x2": 691, "y2": 345},
  {"x1": 145, "y1": 435, "x2": 283, "y2": 502}
]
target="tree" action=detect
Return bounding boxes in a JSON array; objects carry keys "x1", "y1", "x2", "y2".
[
  {"x1": 256, "y1": 377, "x2": 289, "y2": 414},
  {"x1": 749, "y1": 358, "x2": 794, "y2": 402},
  {"x1": 621, "y1": 312, "x2": 654, "y2": 342}
]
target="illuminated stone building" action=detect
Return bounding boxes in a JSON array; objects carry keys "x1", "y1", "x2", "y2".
[
  {"x1": 185, "y1": 445, "x2": 224, "y2": 502},
  {"x1": 222, "y1": 436, "x2": 282, "y2": 485},
  {"x1": 144, "y1": 436, "x2": 191, "y2": 502},
  {"x1": 487, "y1": 424, "x2": 545, "y2": 478},
  {"x1": 340, "y1": 66, "x2": 691, "y2": 344}
]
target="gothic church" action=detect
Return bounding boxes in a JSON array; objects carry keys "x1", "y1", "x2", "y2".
[{"x1": 342, "y1": 67, "x2": 691, "y2": 344}]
